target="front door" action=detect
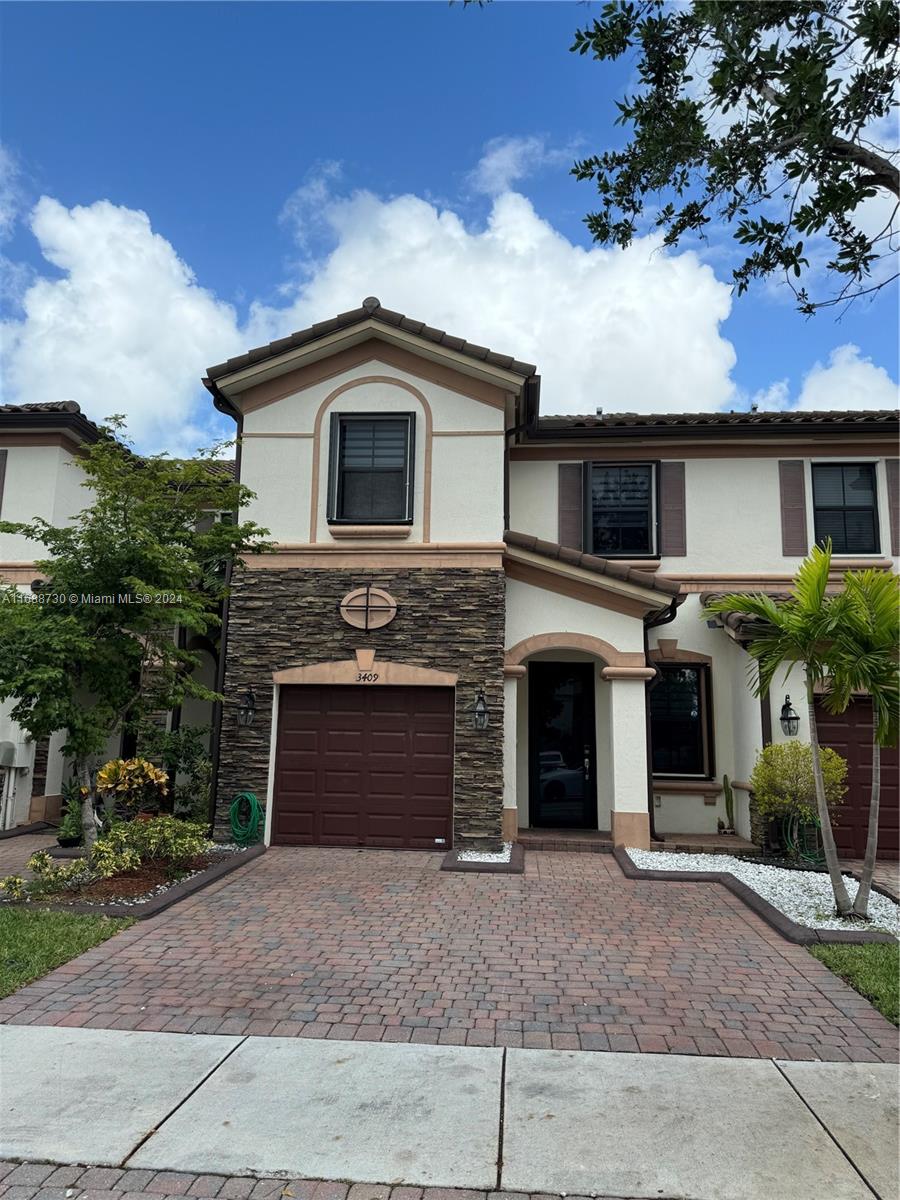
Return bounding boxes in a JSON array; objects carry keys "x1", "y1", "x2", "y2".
[{"x1": 528, "y1": 662, "x2": 597, "y2": 828}]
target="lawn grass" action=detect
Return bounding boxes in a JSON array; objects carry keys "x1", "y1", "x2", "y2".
[
  {"x1": 0, "y1": 906, "x2": 133, "y2": 999},
  {"x1": 810, "y1": 942, "x2": 899, "y2": 1026}
]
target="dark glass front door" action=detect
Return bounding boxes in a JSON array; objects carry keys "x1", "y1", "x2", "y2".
[{"x1": 528, "y1": 662, "x2": 597, "y2": 828}]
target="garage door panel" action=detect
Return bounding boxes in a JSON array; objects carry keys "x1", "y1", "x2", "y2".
[
  {"x1": 273, "y1": 685, "x2": 454, "y2": 849},
  {"x1": 816, "y1": 698, "x2": 899, "y2": 860}
]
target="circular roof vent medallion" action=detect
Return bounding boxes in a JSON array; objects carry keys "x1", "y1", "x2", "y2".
[{"x1": 339, "y1": 585, "x2": 397, "y2": 631}]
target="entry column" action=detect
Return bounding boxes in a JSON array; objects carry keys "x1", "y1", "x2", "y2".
[
  {"x1": 502, "y1": 665, "x2": 525, "y2": 841},
  {"x1": 602, "y1": 666, "x2": 656, "y2": 849}
]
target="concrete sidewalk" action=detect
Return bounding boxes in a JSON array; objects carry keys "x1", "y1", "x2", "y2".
[{"x1": 1, "y1": 1027, "x2": 896, "y2": 1200}]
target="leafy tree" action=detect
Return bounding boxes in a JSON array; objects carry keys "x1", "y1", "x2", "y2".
[
  {"x1": 570, "y1": 1, "x2": 899, "y2": 313},
  {"x1": 705, "y1": 543, "x2": 854, "y2": 914},
  {"x1": 0, "y1": 419, "x2": 269, "y2": 852},
  {"x1": 819, "y1": 569, "x2": 899, "y2": 917}
]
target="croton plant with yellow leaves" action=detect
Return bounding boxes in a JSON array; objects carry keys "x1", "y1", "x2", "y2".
[{"x1": 95, "y1": 757, "x2": 169, "y2": 819}]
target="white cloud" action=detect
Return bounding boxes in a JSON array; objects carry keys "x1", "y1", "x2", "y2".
[
  {"x1": 748, "y1": 344, "x2": 898, "y2": 414},
  {"x1": 257, "y1": 178, "x2": 738, "y2": 416},
  {"x1": 796, "y1": 344, "x2": 899, "y2": 411},
  {"x1": 2, "y1": 162, "x2": 894, "y2": 458},
  {"x1": 467, "y1": 135, "x2": 575, "y2": 197},
  {"x1": 1, "y1": 197, "x2": 244, "y2": 453},
  {"x1": 0, "y1": 144, "x2": 24, "y2": 242}
]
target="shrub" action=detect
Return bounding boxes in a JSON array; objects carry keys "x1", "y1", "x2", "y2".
[
  {"x1": 0, "y1": 875, "x2": 26, "y2": 901},
  {"x1": 136, "y1": 723, "x2": 212, "y2": 822},
  {"x1": 750, "y1": 741, "x2": 847, "y2": 825},
  {"x1": 96, "y1": 816, "x2": 209, "y2": 870},
  {"x1": 96, "y1": 757, "x2": 169, "y2": 820},
  {"x1": 24, "y1": 858, "x2": 94, "y2": 896},
  {"x1": 90, "y1": 841, "x2": 142, "y2": 879}
]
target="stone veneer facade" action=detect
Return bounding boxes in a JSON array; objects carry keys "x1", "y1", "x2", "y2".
[{"x1": 215, "y1": 566, "x2": 506, "y2": 849}]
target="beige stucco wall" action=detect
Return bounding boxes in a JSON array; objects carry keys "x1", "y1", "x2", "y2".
[
  {"x1": 508, "y1": 455, "x2": 899, "y2": 574},
  {"x1": 0, "y1": 445, "x2": 89, "y2": 562},
  {"x1": 505, "y1": 576, "x2": 645, "y2": 657},
  {"x1": 240, "y1": 358, "x2": 506, "y2": 546}
]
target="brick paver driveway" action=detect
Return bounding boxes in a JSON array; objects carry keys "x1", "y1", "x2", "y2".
[
  {"x1": 0, "y1": 832, "x2": 58, "y2": 879},
  {"x1": 1, "y1": 848, "x2": 896, "y2": 1062}
]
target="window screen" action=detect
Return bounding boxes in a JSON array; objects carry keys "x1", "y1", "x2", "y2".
[
  {"x1": 812, "y1": 463, "x2": 879, "y2": 554},
  {"x1": 328, "y1": 414, "x2": 414, "y2": 523},
  {"x1": 587, "y1": 463, "x2": 654, "y2": 555}
]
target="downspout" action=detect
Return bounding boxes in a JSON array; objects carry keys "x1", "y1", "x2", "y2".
[
  {"x1": 205, "y1": 380, "x2": 242, "y2": 837},
  {"x1": 642, "y1": 596, "x2": 680, "y2": 842}
]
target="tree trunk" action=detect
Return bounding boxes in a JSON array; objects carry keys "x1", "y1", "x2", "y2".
[
  {"x1": 79, "y1": 763, "x2": 98, "y2": 855},
  {"x1": 852, "y1": 738, "x2": 880, "y2": 919},
  {"x1": 806, "y1": 674, "x2": 853, "y2": 915}
]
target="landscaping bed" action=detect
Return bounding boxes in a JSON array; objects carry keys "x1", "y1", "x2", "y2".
[
  {"x1": 1, "y1": 816, "x2": 265, "y2": 919},
  {"x1": 34, "y1": 845, "x2": 246, "y2": 908},
  {"x1": 621, "y1": 846, "x2": 899, "y2": 942}
]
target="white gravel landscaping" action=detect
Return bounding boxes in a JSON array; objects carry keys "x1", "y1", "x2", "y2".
[
  {"x1": 458, "y1": 841, "x2": 513, "y2": 863},
  {"x1": 626, "y1": 848, "x2": 900, "y2": 935}
]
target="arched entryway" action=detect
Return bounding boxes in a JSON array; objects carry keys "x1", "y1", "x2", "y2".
[{"x1": 503, "y1": 633, "x2": 654, "y2": 847}]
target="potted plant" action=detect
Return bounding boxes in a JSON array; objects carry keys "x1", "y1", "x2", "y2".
[{"x1": 56, "y1": 779, "x2": 84, "y2": 848}]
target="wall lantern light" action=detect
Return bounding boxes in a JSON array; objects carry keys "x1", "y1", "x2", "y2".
[
  {"x1": 473, "y1": 688, "x2": 489, "y2": 731},
  {"x1": 780, "y1": 695, "x2": 800, "y2": 737},
  {"x1": 236, "y1": 687, "x2": 257, "y2": 728}
]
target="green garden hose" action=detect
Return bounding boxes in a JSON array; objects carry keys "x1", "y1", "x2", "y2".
[
  {"x1": 781, "y1": 812, "x2": 824, "y2": 865},
  {"x1": 230, "y1": 791, "x2": 262, "y2": 846}
]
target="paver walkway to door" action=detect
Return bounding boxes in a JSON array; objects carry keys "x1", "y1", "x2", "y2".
[{"x1": 1, "y1": 848, "x2": 896, "y2": 1062}]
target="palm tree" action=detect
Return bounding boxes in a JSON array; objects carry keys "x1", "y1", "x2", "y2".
[
  {"x1": 820, "y1": 569, "x2": 899, "y2": 919},
  {"x1": 705, "y1": 543, "x2": 854, "y2": 916}
]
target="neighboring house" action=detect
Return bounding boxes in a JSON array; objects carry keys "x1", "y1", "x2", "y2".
[
  {"x1": 0, "y1": 401, "x2": 220, "y2": 829},
  {"x1": 202, "y1": 298, "x2": 899, "y2": 858},
  {"x1": 1, "y1": 304, "x2": 898, "y2": 858}
]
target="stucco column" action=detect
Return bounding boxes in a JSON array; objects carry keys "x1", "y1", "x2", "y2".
[
  {"x1": 502, "y1": 666, "x2": 524, "y2": 841},
  {"x1": 602, "y1": 667, "x2": 655, "y2": 850}
]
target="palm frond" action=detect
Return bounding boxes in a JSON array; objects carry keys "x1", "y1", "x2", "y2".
[{"x1": 791, "y1": 540, "x2": 831, "y2": 614}]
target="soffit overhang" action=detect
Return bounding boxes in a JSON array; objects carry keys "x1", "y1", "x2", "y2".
[
  {"x1": 209, "y1": 321, "x2": 531, "y2": 403},
  {"x1": 504, "y1": 544, "x2": 683, "y2": 620}
]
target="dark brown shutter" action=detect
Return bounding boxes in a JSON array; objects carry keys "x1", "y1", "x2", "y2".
[
  {"x1": 558, "y1": 463, "x2": 583, "y2": 550},
  {"x1": 0, "y1": 448, "x2": 6, "y2": 518},
  {"x1": 658, "y1": 461, "x2": 686, "y2": 556},
  {"x1": 779, "y1": 460, "x2": 808, "y2": 556},
  {"x1": 886, "y1": 458, "x2": 899, "y2": 556}
]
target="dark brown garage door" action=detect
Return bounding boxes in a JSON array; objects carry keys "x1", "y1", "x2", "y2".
[
  {"x1": 815, "y1": 698, "x2": 899, "y2": 861},
  {"x1": 272, "y1": 685, "x2": 454, "y2": 849}
]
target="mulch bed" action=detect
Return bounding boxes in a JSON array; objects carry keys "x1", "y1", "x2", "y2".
[
  {"x1": 3, "y1": 843, "x2": 266, "y2": 919},
  {"x1": 51, "y1": 852, "x2": 213, "y2": 904}
]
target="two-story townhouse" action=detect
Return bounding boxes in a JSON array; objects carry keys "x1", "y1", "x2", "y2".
[
  {"x1": 0, "y1": 401, "x2": 223, "y2": 829},
  {"x1": 0, "y1": 402, "x2": 102, "y2": 828},
  {"x1": 203, "y1": 298, "x2": 899, "y2": 860}
]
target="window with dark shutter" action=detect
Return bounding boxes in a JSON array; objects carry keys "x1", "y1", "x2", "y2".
[
  {"x1": 658, "y1": 461, "x2": 686, "y2": 556},
  {"x1": 650, "y1": 664, "x2": 713, "y2": 777},
  {"x1": 778, "y1": 460, "x2": 808, "y2": 556},
  {"x1": 585, "y1": 462, "x2": 655, "y2": 556},
  {"x1": 328, "y1": 413, "x2": 415, "y2": 524},
  {"x1": 812, "y1": 463, "x2": 879, "y2": 555},
  {"x1": 558, "y1": 463, "x2": 584, "y2": 550},
  {"x1": 885, "y1": 459, "x2": 898, "y2": 556},
  {"x1": 0, "y1": 448, "x2": 6, "y2": 519}
]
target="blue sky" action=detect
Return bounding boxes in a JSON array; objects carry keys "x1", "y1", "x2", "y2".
[{"x1": 1, "y1": 1, "x2": 896, "y2": 452}]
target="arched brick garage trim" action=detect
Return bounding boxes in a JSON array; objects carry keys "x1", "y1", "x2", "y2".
[{"x1": 504, "y1": 632, "x2": 646, "y2": 670}]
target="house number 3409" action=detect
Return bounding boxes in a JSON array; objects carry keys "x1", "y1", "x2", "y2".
[{"x1": 356, "y1": 672, "x2": 379, "y2": 682}]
